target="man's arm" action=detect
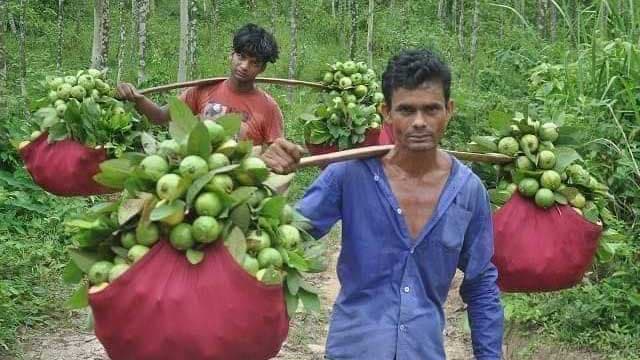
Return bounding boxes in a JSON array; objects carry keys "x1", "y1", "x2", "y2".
[
  {"x1": 116, "y1": 83, "x2": 170, "y2": 124},
  {"x1": 458, "y1": 183, "x2": 504, "y2": 360}
]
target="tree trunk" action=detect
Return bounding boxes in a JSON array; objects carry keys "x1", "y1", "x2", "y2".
[
  {"x1": 210, "y1": 0, "x2": 217, "y2": 46},
  {"x1": 470, "y1": 0, "x2": 479, "y2": 62},
  {"x1": 131, "y1": 0, "x2": 138, "y2": 65},
  {"x1": 366, "y1": 0, "x2": 374, "y2": 67},
  {"x1": 536, "y1": 0, "x2": 547, "y2": 38},
  {"x1": 19, "y1": 0, "x2": 27, "y2": 117},
  {"x1": 437, "y1": 0, "x2": 446, "y2": 19},
  {"x1": 458, "y1": 0, "x2": 465, "y2": 50},
  {"x1": 348, "y1": 0, "x2": 356, "y2": 59},
  {"x1": 116, "y1": 0, "x2": 126, "y2": 83},
  {"x1": 248, "y1": 0, "x2": 256, "y2": 17},
  {"x1": 189, "y1": 0, "x2": 198, "y2": 80},
  {"x1": 451, "y1": 0, "x2": 457, "y2": 31},
  {"x1": 91, "y1": 0, "x2": 110, "y2": 70},
  {"x1": 288, "y1": 0, "x2": 297, "y2": 103},
  {"x1": 270, "y1": 0, "x2": 277, "y2": 34},
  {"x1": 178, "y1": 0, "x2": 189, "y2": 83},
  {"x1": 9, "y1": 13, "x2": 17, "y2": 34},
  {"x1": 56, "y1": 0, "x2": 64, "y2": 72},
  {"x1": 0, "y1": 0, "x2": 7, "y2": 99},
  {"x1": 137, "y1": 0, "x2": 149, "y2": 86},
  {"x1": 332, "y1": 0, "x2": 336, "y2": 17},
  {"x1": 550, "y1": 1, "x2": 557, "y2": 41}
]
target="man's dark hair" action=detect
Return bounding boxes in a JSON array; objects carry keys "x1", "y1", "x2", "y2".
[
  {"x1": 381, "y1": 49, "x2": 452, "y2": 105},
  {"x1": 233, "y1": 23, "x2": 279, "y2": 65}
]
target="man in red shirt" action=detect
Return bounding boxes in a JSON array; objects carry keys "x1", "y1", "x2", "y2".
[{"x1": 116, "y1": 23, "x2": 283, "y2": 146}]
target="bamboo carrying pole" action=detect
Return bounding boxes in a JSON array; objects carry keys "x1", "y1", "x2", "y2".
[
  {"x1": 298, "y1": 145, "x2": 513, "y2": 168},
  {"x1": 140, "y1": 78, "x2": 513, "y2": 166},
  {"x1": 139, "y1": 76, "x2": 327, "y2": 95}
]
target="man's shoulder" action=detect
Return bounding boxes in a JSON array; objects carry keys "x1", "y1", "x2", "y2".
[{"x1": 254, "y1": 88, "x2": 280, "y2": 109}]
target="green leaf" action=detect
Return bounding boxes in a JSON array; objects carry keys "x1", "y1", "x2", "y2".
[
  {"x1": 471, "y1": 136, "x2": 498, "y2": 152},
  {"x1": 68, "y1": 249, "x2": 102, "y2": 273},
  {"x1": 583, "y1": 203, "x2": 600, "y2": 223},
  {"x1": 150, "y1": 200, "x2": 185, "y2": 221},
  {"x1": 216, "y1": 113, "x2": 243, "y2": 137},
  {"x1": 88, "y1": 201, "x2": 119, "y2": 215},
  {"x1": 35, "y1": 107, "x2": 59, "y2": 128},
  {"x1": 286, "y1": 269, "x2": 302, "y2": 295},
  {"x1": 224, "y1": 226, "x2": 247, "y2": 264},
  {"x1": 168, "y1": 97, "x2": 199, "y2": 144},
  {"x1": 230, "y1": 203, "x2": 252, "y2": 233},
  {"x1": 63, "y1": 261, "x2": 84, "y2": 284},
  {"x1": 140, "y1": 132, "x2": 158, "y2": 155},
  {"x1": 187, "y1": 121, "x2": 212, "y2": 158},
  {"x1": 110, "y1": 246, "x2": 129, "y2": 258},
  {"x1": 558, "y1": 186, "x2": 580, "y2": 200},
  {"x1": 285, "y1": 290, "x2": 300, "y2": 317},
  {"x1": 553, "y1": 147, "x2": 582, "y2": 172},
  {"x1": 554, "y1": 192, "x2": 568, "y2": 205},
  {"x1": 185, "y1": 165, "x2": 239, "y2": 207},
  {"x1": 260, "y1": 196, "x2": 287, "y2": 219},
  {"x1": 299, "y1": 113, "x2": 319, "y2": 122},
  {"x1": 298, "y1": 289, "x2": 321, "y2": 313},
  {"x1": 186, "y1": 249, "x2": 205, "y2": 265},
  {"x1": 286, "y1": 250, "x2": 310, "y2": 272},
  {"x1": 488, "y1": 111, "x2": 512, "y2": 134},
  {"x1": 65, "y1": 218, "x2": 103, "y2": 230},
  {"x1": 118, "y1": 198, "x2": 146, "y2": 225},
  {"x1": 488, "y1": 189, "x2": 512, "y2": 206},
  {"x1": 66, "y1": 283, "x2": 89, "y2": 309},
  {"x1": 230, "y1": 186, "x2": 258, "y2": 206}
]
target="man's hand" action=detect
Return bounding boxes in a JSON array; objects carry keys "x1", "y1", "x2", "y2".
[
  {"x1": 116, "y1": 82, "x2": 144, "y2": 102},
  {"x1": 261, "y1": 138, "x2": 305, "y2": 175}
]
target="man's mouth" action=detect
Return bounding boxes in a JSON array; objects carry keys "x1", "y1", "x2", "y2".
[{"x1": 407, "y1": 133, "x2": 434, "y2": 141}]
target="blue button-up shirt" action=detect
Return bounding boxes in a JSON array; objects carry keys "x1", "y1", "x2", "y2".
[{"x1": 296, "y1": 157, "x2": 504, "y2": 360}]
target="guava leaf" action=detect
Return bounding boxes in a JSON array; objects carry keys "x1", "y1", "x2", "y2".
[
  {"x1": 140, "y1": 132, "x2": 158, "y2": 155},
  {"x1": 187, "y1": 121, "x2": 212, "y2": 158},
  {"x1": 471, "y1": 136, "x2": 498, "y2": 152},
  {"x1": 66, "y1": 283, "x2": 89, "y2": 309},
  {"x1": 298, "y1": 289, "x2": 321, "y2": 313},
  {"x1": 69, "y1": 248, "x2": 105, "y2": 273},
  {"x1": 553, "y1": 147, "x2": 582, "y2": 172},
  {"x1": 554, "y1": 192, "x2": 568, "y2": 205},
  {"x1": 63, "y1": 261, "x2": 84, "y2": 284},
  {"x1": 583, "y1": 203, "x2": 600, "y2": 223},
  {"x1": 186, "y1": 249, "x2": 205, "y2": 265},
  {"x1": 260, "y1": 196, "x2": 287, "y2": 219},
  {"x1": 118, "y1": 198, "x2": 146, "y2": 225},
  {"x1": 216, "y1": 113, "x2": 243, "y2": 137},
  {"x1": 224, "y1": 226, "x2": 247, "y2": 264},
  {"x1": 65, "y1": 218, "x2": 103, "y2": 230},
  {"x1": 185, "y1": 164, "x2": 239, "y2": 207},
  {"x1": 232, "y1": 141, "x2": 254, "y2": 160},
  {"x1": 299, "y1": 113, "x2": 318, "y2": 122},
  {"x1": 488, "y1": 189, "x2": 512, "y2": 205},
  {"x1": 286, "y1": 269, "x2": 302, "y2": 295},
  {"x1": 168, "y1": 97, "x2": 199, "y2": 144},
  {"x1": 488, "y1": 111, "x2": 512, "y2": 134},
  {"x1": 285, "y1": 290, "x2": 300, "y2": 317},
  {"x1": 230, "y1": 203, "x2": 252, "y2": 233},
  {"x1": 110, "y1": 246, "x2": 129, "y2": 258},
  {"x1": 88, "y1": 201, "x2": 119, "y2": 215},
  {"x1": 230, "y1": 186, "x2": 258, "y2": 207},
  {"x1": 557, "y1": 186, "x2": 580, "y2": 200},
  {"x1": 286, "y1": 250, "x2": 310, "y2": 272},
  {"x1": 150, "y1": 200, "x2": 185, "y2": 221}
]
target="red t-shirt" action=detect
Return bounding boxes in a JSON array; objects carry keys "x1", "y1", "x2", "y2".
[{"x1": 180, "y1": 80, "x2": 283, "y2": 145}]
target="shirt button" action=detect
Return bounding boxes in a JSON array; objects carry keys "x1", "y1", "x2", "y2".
[
  {"x1": 399, "y1": 324, "x2": 406, "y2": 331},
  {"x1": 397, "y1": 208, "x2": 402, "y2": 214},
  {"x1": 410, "y1": 249, "x2": 415, "y2": 254},
  {"x1": 374, "y1": 175, "x2": 380, "y2": 182},
  {"x1": 403, "y1": 286, "x2": 410, "y2": 293}
]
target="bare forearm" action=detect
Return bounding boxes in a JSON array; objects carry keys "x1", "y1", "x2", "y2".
[{"x1": 134, "y1": 97, "x2": 170, "y2": 124}]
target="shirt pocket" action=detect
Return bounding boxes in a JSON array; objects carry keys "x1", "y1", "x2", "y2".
[{"x1": 433, "y1": 203, "x2": 473, "y2": 252}]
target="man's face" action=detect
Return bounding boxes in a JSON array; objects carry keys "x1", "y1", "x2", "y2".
[
  {"x1": 381, "y1": 82, "x2": 454, "y2": 152},
  {"x1": 230, "y1": 52, "x2": 266, "y2": 82}
]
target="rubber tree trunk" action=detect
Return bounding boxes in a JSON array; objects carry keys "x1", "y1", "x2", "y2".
[
  {"x1": 137, "y1": 0, "x2": 149, "y2": 86},
  {"x1": 91, "y1": 0, "x2": 110, "y2": 70},
  {"x1": 57, "y1": 0, "x2": 64, "y2": 72},
  {"x1": 366, "y1": 0, "x2": 374, "y2": 67},
  {"x1": 288, "y1": 0, "x2": 298, "y2": 103},
  {"x1": 116, "y1": 0, "x2": 127, "y2": 83},
  {"x1": 178, "y1": 0, "x2": 189, "y2": 83}
]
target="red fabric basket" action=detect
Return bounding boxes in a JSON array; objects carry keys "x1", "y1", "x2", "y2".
[
  {"x1": 89, "y1": 240, "x2": 289, "y2": 360},
  {"x1": 306, "y1": 128, "x2": 383, "y2": 156},
  {"x1": 492, "y1": 192, "x2": 602, "y2": 292},
  {"x1": 19, "y1": 132, "x2": 115, "y2": 196}
]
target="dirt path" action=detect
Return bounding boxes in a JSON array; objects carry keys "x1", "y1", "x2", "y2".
[{"x1": 13, "y1": 229, "x2": 601, "y2": 360}]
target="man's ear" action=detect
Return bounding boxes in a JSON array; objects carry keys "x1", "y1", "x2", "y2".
[{"x1": 381, "y1": 102, "x2": 392, "y2": 123}]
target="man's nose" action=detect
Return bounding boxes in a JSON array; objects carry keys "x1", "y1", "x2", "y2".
[{"x1": 412, "y1": 111, "x2": 428, "y2": 128}]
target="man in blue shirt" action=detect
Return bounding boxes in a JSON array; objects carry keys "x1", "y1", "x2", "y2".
[{"x1": 262, "y1": 49, "x2": 504, "y2": 359}]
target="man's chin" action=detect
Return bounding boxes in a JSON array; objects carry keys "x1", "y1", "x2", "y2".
[{"x1": 406, "y1": 143, "x2": 437, "y2": 152}]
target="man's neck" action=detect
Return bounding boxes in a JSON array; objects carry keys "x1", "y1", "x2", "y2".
[
  {"x1": 228, "y1": 77, "x2": 256, "y2": 93},
  {"x1": 384, "y1": 146, "x2": 442, "y2": 177}
]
